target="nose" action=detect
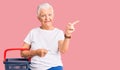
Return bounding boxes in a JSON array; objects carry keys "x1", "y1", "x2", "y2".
[{"x1": 45, "y1": 15, "x2": 49, "y2": 21}]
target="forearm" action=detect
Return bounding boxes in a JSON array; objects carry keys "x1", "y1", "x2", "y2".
[
  {"x1": 61, "y1": 38, "x2": 70, "y2": 53},
  {"x1": 21, "y1": 50, "x2": 37, "y2": 58},
  {"x1": 59, "y1": 20, "x2": 79, "y2": 53}
]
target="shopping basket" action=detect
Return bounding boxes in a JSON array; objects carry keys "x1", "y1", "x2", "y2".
[{"x1": 3, "y1": 48, "x2": 31, "y2": 70}]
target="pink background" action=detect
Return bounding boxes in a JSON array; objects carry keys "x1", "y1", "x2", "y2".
[{"x1": 0, "y1": 0, "x2": 120, "y2": 70}]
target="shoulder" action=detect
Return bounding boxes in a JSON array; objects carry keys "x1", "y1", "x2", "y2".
[
  {"x1": 29, "y1": 27, "x2": 40, "y2": 33},
  {"x1": 55, "y1": 28, "x2": 64, "y2": 32},
  {"x1": 25, "y1": 27, "x2": 40, "y2": 36},
  {"x1": 55, "y1": 28, "x2": 64, "y2": 35}
]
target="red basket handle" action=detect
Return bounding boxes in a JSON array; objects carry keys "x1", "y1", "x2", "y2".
[{"x1": 4, "y1": 48, "x2": 29, "y2": 61}]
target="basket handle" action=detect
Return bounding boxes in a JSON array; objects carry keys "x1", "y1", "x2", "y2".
[{"x1": 4, "y1": 48, "x2": 29, "y2": 61}]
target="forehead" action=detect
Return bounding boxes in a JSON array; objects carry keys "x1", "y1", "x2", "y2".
[{"x1": 40, "y1": 8, "x2": 53, "y2": 14}]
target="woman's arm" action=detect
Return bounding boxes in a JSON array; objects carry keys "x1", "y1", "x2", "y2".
[
  {"x1": 21, "y1": 43, "x2": 37, "y2": 58},
  {"x1": 58, "y1": 38, "x2": 70, "y2": 54},
  {"x1": 58, "y1": 20, "x2": 79, "y2": 54},
  {"x1": 21, "y1": 42, "x2": 48, "y2": 58}
]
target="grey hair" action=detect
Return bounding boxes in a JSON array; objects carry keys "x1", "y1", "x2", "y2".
[{"x1": 37, "y1": 3, "x2": 54, "y2": 16}]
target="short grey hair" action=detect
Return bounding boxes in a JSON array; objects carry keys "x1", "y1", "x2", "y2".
[{"x1": 37, "y1": 3, "x2": 54, "y2": 16}]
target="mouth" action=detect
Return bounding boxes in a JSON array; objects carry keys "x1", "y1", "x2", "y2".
[
  {"x1": 45, "y1": 21, "x2": 51, "y2": 22},
  {"x1": 44, "y1": 21, "x2": 52, "y2": 23}
]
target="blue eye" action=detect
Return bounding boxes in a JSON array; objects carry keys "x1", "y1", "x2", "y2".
[
  {"x1": 48, "y1": 14, "x2": 52, "y2": 16},
  {"x1": 41, "y1": 15, "x2": 45, "y2": 17}
]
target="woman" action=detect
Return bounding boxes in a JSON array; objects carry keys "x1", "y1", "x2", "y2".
[{"x1": 21, "y1": 3, "x2": 79, "y2": 70}]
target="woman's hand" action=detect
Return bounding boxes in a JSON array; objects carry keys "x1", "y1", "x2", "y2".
[
  {"x1": 36, "y1": 49, "x2": 48, "y2": 57},
  {"x1": 65, "y1": 20, "x2": 79, "y2": 36}
]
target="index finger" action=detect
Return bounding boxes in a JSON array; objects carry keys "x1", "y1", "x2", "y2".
[{"x1": 72, "y1": 20, "x2": 80, "y2": 25}]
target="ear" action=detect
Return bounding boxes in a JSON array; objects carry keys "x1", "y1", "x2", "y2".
[
  {"x1": 37, "y1": 16, "x2": 41, "y2": 20},
  {"x1": 37, "y1": 16, "x2": 40, "y2": 19},
  {"x1": 37, "y1": 16, "x2": 42, "y2": 23}
]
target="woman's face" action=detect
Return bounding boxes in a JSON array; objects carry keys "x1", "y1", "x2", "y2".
[{"x1": 38, "y1": 8, "x2": 54, "y2": 26}]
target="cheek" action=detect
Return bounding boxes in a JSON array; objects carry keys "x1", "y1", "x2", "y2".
[
  {"x1": 50, "y1": 16, "x2": 54, "y2": 21},
  {"x1": 39, "y1": 18, "x2": 45, "y2": 22}
]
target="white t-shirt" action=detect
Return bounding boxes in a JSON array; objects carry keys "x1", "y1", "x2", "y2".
[{"x1": 24, "y1": 27, "x2": 64, "y2": 70}]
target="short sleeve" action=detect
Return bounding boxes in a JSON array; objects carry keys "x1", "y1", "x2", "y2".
[
  {"x1": 24, "y1": 30, "x2": 32, "y2": 45},
  {"x1": 58, "y1": 30, "x2": 64, "y2": 41}
]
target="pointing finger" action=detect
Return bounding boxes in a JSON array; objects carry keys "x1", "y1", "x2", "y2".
[{"x1": 72, "y1": 20, "x2": 80, "y2": 25}]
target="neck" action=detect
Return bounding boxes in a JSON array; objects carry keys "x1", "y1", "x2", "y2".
[{"x1": 40, "y1": 25, "x2": 54, "y2": 30}]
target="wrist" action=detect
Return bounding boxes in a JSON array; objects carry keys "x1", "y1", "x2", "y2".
[
  {"x1": 30, "y1": 50, "x2": 37, "y2": 56},
  {"x1": 36, "y1": 49, "x2": 39, "y2": 55},
  {"x1": 64, "y1": 34, "x2": 71, "y2": 39}
]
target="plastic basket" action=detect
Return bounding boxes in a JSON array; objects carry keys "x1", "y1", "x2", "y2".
[{"x1": 3, "y1": 48, "x2": 31, "y2": 70}]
